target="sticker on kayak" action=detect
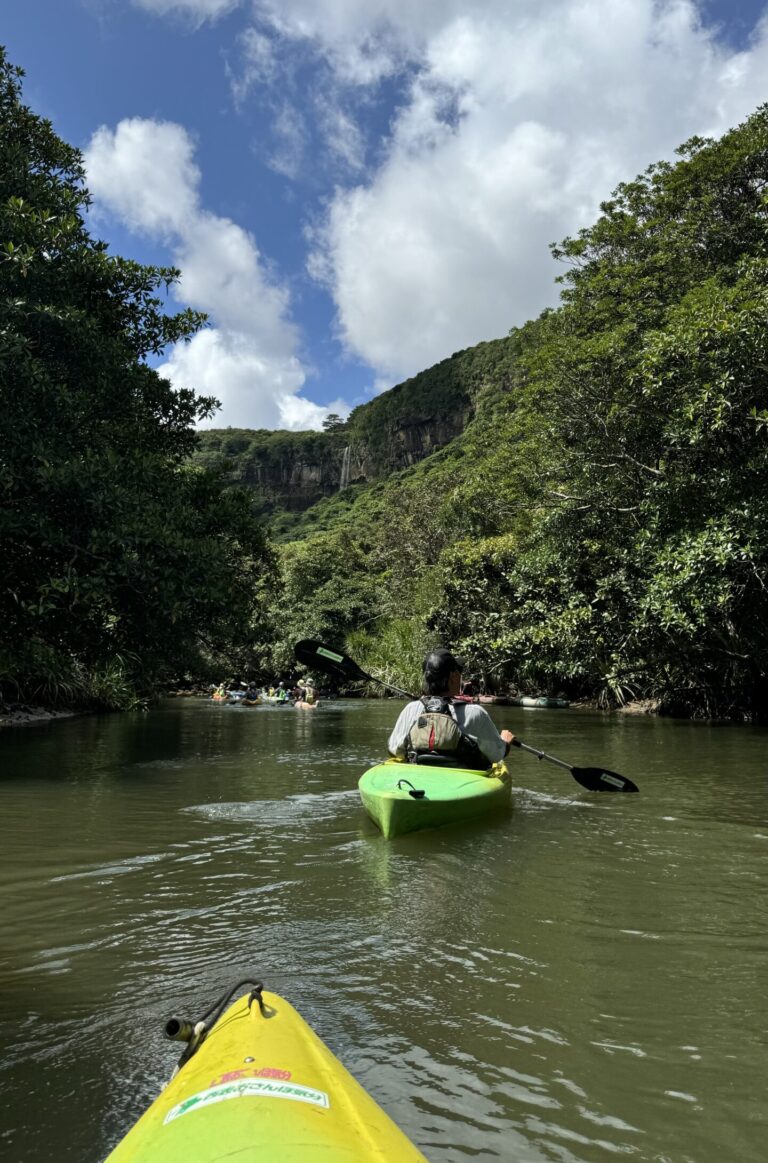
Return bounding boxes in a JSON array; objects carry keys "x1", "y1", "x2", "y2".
[
  {"x1": 317, "y1": 647, "x2": 344, "y2": 663},
  {"x1": 210, "y1": 1067, "x2": 291, "y2": 1086},
  {"x1": 163, "y1": 1079, "x2": 330, "y2": 1125}
]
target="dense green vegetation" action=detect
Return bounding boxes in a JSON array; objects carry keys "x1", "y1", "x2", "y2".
[
  {"x1": 0, "y1": 51, "x2": 275, "y2": 710},
  {"x1": 341, "y1": 338, "x2": 514, "y2": 467},
  {"x1": 260, "y1": 111, "x2": 768, "y2": 720},
  {"x1": 4, "y1": 36, "x2": 767, "y2": 722}
]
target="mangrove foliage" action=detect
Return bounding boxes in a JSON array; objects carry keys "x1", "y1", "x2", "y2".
[{"x1": 0, "y1": 50, "x2": 275, "y2": 710}]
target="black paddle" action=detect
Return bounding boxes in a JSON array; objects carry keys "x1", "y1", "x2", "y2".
[
  {"x1": 509, "y1": 739, "x2": 638, "y2": 793},
  {"x1": 294, "y1": 639, "x2": 413, "y2": 699},
  {"x1": 294, "y1": 639, "x2": 639, "y2": 793}
]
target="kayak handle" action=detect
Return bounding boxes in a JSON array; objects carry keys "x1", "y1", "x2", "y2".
[
  {"x1": 165, "y1": 1017, "x2": 195, "y2": 1043},
  {"x1": 397, "y1": 778, "x2": 426, "y2": 799}
]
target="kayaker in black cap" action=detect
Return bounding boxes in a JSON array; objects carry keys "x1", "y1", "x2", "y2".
[{"x1": 387, "y1": 648, "x2": 514, "y2": 769}]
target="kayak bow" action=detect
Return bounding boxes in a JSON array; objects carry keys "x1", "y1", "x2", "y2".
[
  {"x1": 104, "y1": 984, "x2": 427, "y2": 1162},
  {"x1": 359, "y1": 760, "x2": 511, "y2": 839}
]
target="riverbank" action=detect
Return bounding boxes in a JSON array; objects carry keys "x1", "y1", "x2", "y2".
[
  {"x1": 617, "y1": 698, "x2": 662, "y2": 715},
  {"x1": 0, "y1": 703, "x2": 78, "y2": 728}
]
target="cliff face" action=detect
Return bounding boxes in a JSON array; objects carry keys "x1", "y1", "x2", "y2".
[
  {"x1": 235, "y1": 445, "x2": 343, "y2": 512},
  {"x1": 341, "y1": 410, "x2": 471, "y2": 486},
  {"x1": 194, "y1": 337, "x2": 514, "y2": 514},
  {"x1": 199, "y1": 410, "x2": 470, "y2": 513}
]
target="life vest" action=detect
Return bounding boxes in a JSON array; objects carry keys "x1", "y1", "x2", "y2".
[{"x1": 405, "y1": 697, "x2": 486, "y2": 770}]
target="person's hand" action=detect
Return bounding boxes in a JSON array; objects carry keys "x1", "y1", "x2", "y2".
[{"x1": 501, "y1": 729, "x2": 515, "y2": 744}]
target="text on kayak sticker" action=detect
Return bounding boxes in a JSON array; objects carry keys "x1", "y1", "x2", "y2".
[
  {"x1": 317, "y1": 647, "x2": 344, "y2": 663},
  {"x1": 163, "y1": 1079, "x2": 330, "y2": 1125},
  {"x1": 210, "y1": 1066, "x2": 291, "y2": 1086}
]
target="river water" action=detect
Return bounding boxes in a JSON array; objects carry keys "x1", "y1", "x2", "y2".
[{"x1": 0, "y1": 698, "x2": 766, "y2": 1163}]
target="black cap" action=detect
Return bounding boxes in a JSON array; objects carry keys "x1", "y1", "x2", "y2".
[{"x1": 424, "y1": 648, "x2": 465, "y2": 677}]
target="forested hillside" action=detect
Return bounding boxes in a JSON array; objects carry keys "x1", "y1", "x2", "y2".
[
  {"x1": 195, "y1": 337, "x2": 515, "y2": 532},
  {"x1": 256, "y1": 110, "x2": 768, "y2": 720}
]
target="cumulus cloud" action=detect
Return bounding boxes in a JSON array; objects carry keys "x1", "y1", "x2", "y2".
[
  {"x1": 268, "y1": 0, "x2": 768, "y2": 380},
  {"x1": 251, "y1": 0, "x2": 466, "y2": 83},
  {"x1": 131, "y1": 0, "x2": 768, "y2": 387},
  {"x1": 85, "y1": 118, "x2": 346, "y2": 430},
  {"x1": 86, "y1": 119, "x2": 200, "y2": 237}
]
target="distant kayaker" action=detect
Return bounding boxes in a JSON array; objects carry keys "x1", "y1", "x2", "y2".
[
  {"x1": 387, "y1": 648, "x2": 514, "y2": 769},
  {"x1": 298, "y1": 680, "x2": 317, "y2": 705}
]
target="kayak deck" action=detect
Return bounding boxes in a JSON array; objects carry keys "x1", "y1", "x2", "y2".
[
  {"x1": 359, "y1": 761, "x2": 511, "y2": 839},
  {"x1": 103, "y1": 990, "x2": 427, "y2": 1162}
]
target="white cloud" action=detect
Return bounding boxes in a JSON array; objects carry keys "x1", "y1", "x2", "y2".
[
  {"x1": 129, "y1": 0, "x2": 768, "y2": 388},
  {"x1": 86, "y1": 119, "x2": 200, "y2": 237},
  {"x1": 251, "y1": 0, "x2": 470, "y2": 82},
  {"x1": 133, "y1": 0, "x2": 240, "y2": 22},
  {"x1": 267, "y1": 103, "x2": 309, "y2": 179},
  {"x1": 85, "y1": 118, "x2": 344, "y2": 429},
  {"x1": 230, "y1": 27, "x2": 279, "y2": 107},
  {"x1": 287, "y1": 0, "x2": 768, "y2": 380},
  {"x1": 316, "y1": 101, "x2": 366, "y2": 172}
]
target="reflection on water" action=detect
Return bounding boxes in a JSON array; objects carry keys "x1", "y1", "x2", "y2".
[{"x1": 0, "y1": 698, "x2": 766, "y2": 1162}]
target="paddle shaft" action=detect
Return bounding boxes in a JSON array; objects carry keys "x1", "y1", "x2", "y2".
[
  {"x1": 341, "y1": 663, "x2": 412, "y2": 700},
  {"x1": 368, "y1": 675, "x2": 413, "y2": 699},
  {"x1": 511, "y1": 739, "x2": 572, "y2": 771}
]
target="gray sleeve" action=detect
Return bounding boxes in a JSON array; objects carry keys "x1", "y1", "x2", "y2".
[
  {"x1": 457, "y1": 705, "x2": 507, "y2": 764},
  {"x1": 387, "y1": 702, "x2": 422, "y2": 756}
]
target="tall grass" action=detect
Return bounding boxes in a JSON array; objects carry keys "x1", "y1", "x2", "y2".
[{"x1": 0, "y1": 643, "x2": 144, "y2": 711}]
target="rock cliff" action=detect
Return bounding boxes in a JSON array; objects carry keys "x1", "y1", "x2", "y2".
[{"x1": 194, "y1": 337, "x2": 513, "y2": 514}]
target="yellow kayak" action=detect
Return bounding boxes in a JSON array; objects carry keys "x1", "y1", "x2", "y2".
[{"x1": 104, "y1": 986, "x2": 428, "y2": 1162}]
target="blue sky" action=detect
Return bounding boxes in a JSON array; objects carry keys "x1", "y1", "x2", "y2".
[{"x1": 3, "y1": 1, "x2": 768, "y2": 429}]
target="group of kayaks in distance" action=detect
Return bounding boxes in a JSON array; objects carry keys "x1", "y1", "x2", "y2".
[
  {"x1": 210, "y1": 680, "x2": 318, "y2": 709},
  {"x1": 210, "y1": 685, "x2": 569, "y2": 712},
  {"x1": 107, "y1": 643, "x2": 635, "y2": 1161}
]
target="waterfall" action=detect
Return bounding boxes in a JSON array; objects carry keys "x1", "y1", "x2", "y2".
[{"x1": 339, "y1": 444, "x2": 351, "y2": 491}]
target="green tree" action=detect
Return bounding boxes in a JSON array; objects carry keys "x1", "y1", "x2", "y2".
[
  {"x1": 266, "y1": 530, "x2": 377, "y2": 675},
  {"x1": 0, "y1": 50, "x2": 275, "y2": 707},
  {"x1": 475, "y1": 108, "x2": 768, "y2": 715}
]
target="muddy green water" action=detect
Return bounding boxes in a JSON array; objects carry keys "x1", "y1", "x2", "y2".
[{"x1": 0, "y1": 699, "x2": 766, "y2": 1162}]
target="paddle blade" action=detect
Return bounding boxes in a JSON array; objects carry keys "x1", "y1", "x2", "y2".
[
  {"x1": 571, "y1": 766, "x2": 639, "y2": 793},
  {"x1": 293, "y1": 640, "x2": 369, "y2": 682}
]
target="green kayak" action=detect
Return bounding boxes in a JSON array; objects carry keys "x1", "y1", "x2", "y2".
[{"x1": 358, "y1": 761, "x2": 511, "y2": 839}]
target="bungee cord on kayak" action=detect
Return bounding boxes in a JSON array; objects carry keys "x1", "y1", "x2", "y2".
[
  {"x1": 166, "y1": 979, "x2": 266, "y2": 1070},
  {"x1": 396, "y1": 778, "x2": 426, "y2": 799}
]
